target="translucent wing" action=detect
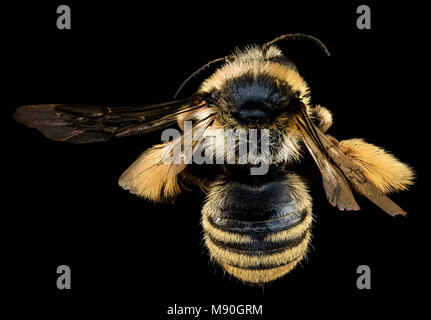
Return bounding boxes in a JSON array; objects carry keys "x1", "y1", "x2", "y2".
[
  {"x1": 13, "y1": 96, "x2": 207, "y2": 143},
  {"x1": 296, "y1": 107, "x2": 406, "y2": 216},
  {"x1": 117, "y1": 113, "x2": 217, "y2": 200},
  {"x1": 296, "y1": 109, "x2": 360, "y2": 211}
]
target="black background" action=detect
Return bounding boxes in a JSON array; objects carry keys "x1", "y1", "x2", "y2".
[{"x1": 2, "y1": 1, "x2": 428, "y2": 318}]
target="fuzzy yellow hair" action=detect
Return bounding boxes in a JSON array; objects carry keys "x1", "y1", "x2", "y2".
[
  {"x1": 339, "y1": 139, "x2": 414, "y2": 194},
  {"x1": 118, "y1": 142, "x2": 184, "y2": 201}
]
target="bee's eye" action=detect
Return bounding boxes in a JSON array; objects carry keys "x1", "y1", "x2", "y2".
[{"x1": 210, "y1": 90, "x2": 220, "y2": 100}]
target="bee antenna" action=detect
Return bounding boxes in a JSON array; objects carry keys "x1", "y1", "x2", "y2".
[
  {"x1": 262, "y1": 33, "x2": 331, "y2": 56},
  {"x1": 174, "y1": 56, "x2": 232, "y2": 99}
]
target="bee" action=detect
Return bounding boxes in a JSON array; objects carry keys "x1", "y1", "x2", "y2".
[{"x1": 14, "y1": 34, "x2": 414, "y2": 284}]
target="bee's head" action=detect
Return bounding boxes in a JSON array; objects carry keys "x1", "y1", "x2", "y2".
[{"x1": 199, "y1": 46, "x2": 311, "y2": 128}]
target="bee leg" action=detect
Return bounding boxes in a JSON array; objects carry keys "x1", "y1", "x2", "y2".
[
  {"x1": 310, "y1": 105, "x2": 333, "y2": 132},
  {"x1": 118, "y1": 142, "x2": 186, "y2": 202},
  {"x1": 329, "y1": 137, "x2": 415, "y2": 194}
]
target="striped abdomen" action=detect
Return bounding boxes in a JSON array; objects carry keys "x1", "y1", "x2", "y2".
[{"x1": 202, "y1": 173, "x2": 312, "y2": 284}]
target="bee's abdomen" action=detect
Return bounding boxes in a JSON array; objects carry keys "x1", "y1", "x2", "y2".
[{"x1": 202, "y1": 175, "x2": 312, "y2": 284}]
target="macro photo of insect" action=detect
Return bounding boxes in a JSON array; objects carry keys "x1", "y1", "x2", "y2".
[{"x1": 14, "y1": 33, "x2": 414, "y2": 285}]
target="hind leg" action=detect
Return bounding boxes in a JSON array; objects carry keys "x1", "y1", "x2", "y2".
[{"x1": 328, "y1": 137, "x2": 414, "y2": 194}]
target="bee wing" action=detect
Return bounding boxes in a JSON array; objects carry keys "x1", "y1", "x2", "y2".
[
  {"x1": 13, "y1": 96, "x2": 207, "y2": 143},
  {"x1": 296, "y1": 110, "x2": 360, "y2": 211},
  {"x1": 160, "y1": 113, "x2": 216, "y2": 164},
  {"x1": 118, "y1": 113, "x2": 216, "y2": 200},
  {"x1": 296, "y1": 108, "x2": 406, "y2": 216}
]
